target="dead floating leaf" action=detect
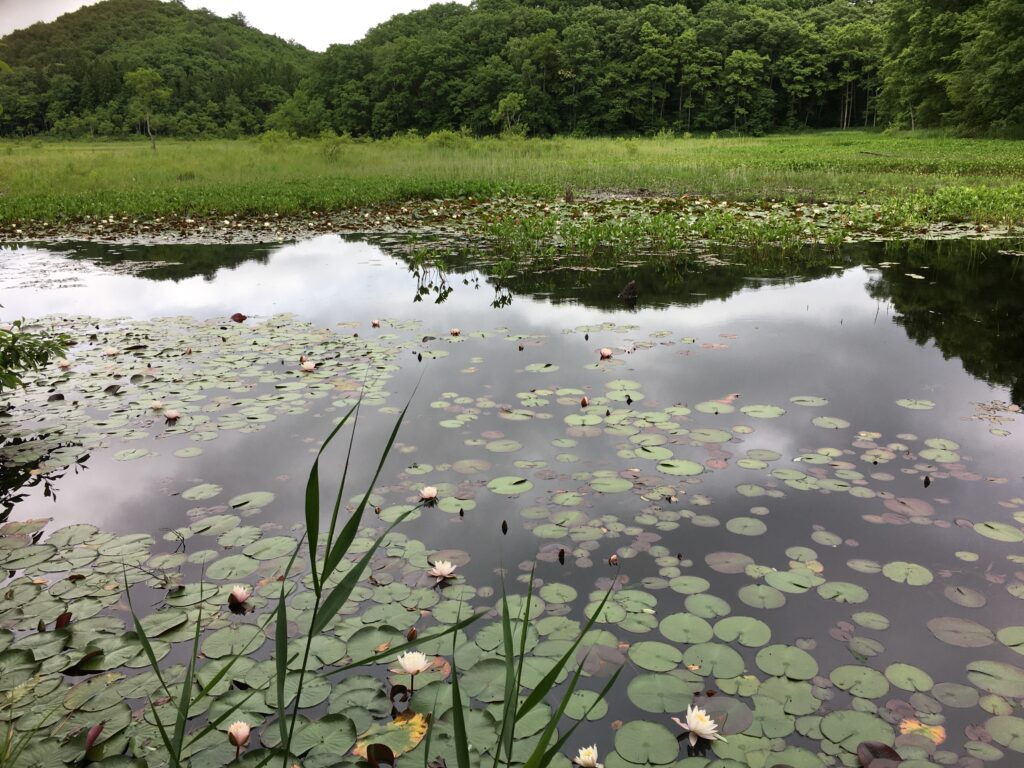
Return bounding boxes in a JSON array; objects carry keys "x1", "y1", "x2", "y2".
[{"x1": 352, "y1": 712, "x2": 430, "y2": 759}]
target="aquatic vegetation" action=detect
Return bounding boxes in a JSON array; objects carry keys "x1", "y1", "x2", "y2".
[
  {"x1": 2, "y1": 134, "x2": 1024, "y2": 247},
  {"x1": 1, "y1": 238, "x2": 1024, "y2": 767}
]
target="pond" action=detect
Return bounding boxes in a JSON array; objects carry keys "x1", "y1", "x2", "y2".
[{"x1": 1, "y1": 235, "x2": 1024, "y2": 768}]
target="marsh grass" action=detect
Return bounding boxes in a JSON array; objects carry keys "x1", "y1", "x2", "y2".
[
  {"x1": 127, "y1": 396, "x2": 619, "y2": 768},
  {"x1": 2, "y1": 131, "x2": 1024, "y2": 226}
]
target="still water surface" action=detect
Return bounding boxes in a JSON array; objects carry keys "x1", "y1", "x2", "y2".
[{"x1": 2, "y1": 236, "x2": 1024, "y2": 767}]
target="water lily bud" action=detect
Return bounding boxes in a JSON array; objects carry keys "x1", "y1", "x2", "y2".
[
  {"x1": 85, "y1": 722, "x2": 105, "y2": 750},
  {"x1": 599, "y1": 348, "x2": 613, "y2": 360},
  {"x1": 608, "y1": 554, "x2": 619, "y2": 566},
  {"x1": 580, "y1": 395, "x2": 589, "y2": 408},
  {"x1": 228, "y1": 721, "x2": 251, "y2": 748}
]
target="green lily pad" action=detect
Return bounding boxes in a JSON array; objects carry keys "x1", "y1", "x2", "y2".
[{"x1": 614, "y1": 720, "x2": 679, "y2": 764}]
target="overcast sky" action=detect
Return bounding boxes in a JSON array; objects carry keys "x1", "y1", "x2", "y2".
[{"x1": 0, "y1": 0, "x2": 469, "y2": 50}]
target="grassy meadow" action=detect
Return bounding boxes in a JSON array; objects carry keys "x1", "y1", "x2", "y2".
[{"x1": 2, "y1": 131, "x2": 1024, "y2": 229}]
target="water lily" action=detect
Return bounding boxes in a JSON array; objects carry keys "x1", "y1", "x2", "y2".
[
  {"x1": 228, "y1": 585, "x2": 251, "y2": 606},
  {"x1": 580, "y1": 395, "x2": 589, "y2": 407},
  {"x1": 599, "y1": 348, "x2": 613, "y2": 360},
  {"x1": 419, "y1": 486, "x2": 438, "y2": 505},
  {"x1": 427, "y1": 560, "x2": 456, "y2": 580},
  {"x1": 102, "y1": 346, "x2": 118, "y2": 356},
  {"x1": 150, "y1": 400, "x2": 164, "y2": 411},
  {"x1": 573, "y1": 745, "x2": 602, "y2": 768},
  {"x1": 450, "y1": 327, "x2": 461, "y2": 337},
  {"x1": 371, "y1": 319, "x2": 381, "y2": 328},
  {"x1": 164, "y1": 409, "x2": 181, "y2": 422},
  {"x1": 395, "y1": 650, "x2": 432, "y2": 675},
  {"x1": 57, "y1": 358, "x2": 71, "y2": 369},
  {"x1": 300, "y1": 360, "x2": 316, "y2": 372},
  {"x1": 228, "y1": 721, "x2": 250, "y2": 758},
  {"x1": 393, "y1": 650, "x2": 433, "y2": 692},
  {"x1": 672, "y1": 705, "x2": 726, "y2": 747}
]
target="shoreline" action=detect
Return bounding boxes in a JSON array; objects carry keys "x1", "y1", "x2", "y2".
[{"x1": 0, "y1": 195, "x2": 1019, "y2": 249}]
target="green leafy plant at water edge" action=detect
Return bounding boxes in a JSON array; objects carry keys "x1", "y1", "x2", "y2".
[{"x1": 0, "y1": 319, "x2": 68, "y2": 393}]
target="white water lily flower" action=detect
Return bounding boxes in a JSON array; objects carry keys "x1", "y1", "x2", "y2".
[
  {"x1": 150, "y1": 400, "x2": 164, "y2": 411},
  {"x1": 300, "y1": 360, "x2": 316, "y2": 372},
  {"x1": 427, "y1": 560, "x2": 456, "y2": 579},
  {"x1": 227, "y1": 721, "x2": 250, "y2": 748},
  {"x1": 672, "y1": 705, "x2": 726, "y2": 747},
  {"x1": 228, "y1": 585, "x2": 251, "y2": 605},
  {"x1": 419, "y1": 486, "x2": 438, "y2": 502},
  {"x1": 102, "y1": 346, "x2": 118, "y2": 356},
  {"x1": 57, "y1": 358, "x2": 71, "y2": 369},
  {"x1": 394, "y1": 651, "x2": 433, "y2": 676},
  {"x1": 573, "y1": 745, "x2": 602, "y2": 768}
]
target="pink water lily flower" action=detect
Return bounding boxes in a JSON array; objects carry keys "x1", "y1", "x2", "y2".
[{"x1": 599, "y1": 348, "x2": 613, "y2": 360}]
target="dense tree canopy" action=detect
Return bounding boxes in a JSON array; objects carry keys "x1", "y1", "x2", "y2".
[
  {"x1": 0, "y1": 0, "x2": 1021, "y2": 138},
  {"x1": 0, "y1": 0, "x2": 311, "y2": 137}
]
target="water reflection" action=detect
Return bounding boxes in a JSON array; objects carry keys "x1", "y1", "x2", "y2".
[
  {"x1": 4, "y1": 236, "x2": 1022, "y2": 403},
  {"x1": 3, "y1": 236, "x2": 1024, "y2": 764}
]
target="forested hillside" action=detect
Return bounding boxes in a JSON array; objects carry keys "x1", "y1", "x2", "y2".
[
  {"x1": 0, "y1": 0, "x2": 313, "y2": 136},
  {"x1": 1, "y1": 0, "x2": 1021, "y2": 138}
]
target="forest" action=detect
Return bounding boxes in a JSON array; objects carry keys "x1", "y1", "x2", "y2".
[{"x1": 0, "y1": 0, "x2": 1022, "y2": 138}]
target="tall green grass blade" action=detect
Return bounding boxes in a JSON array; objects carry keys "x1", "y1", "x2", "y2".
[
  {"x1": 422, "y1": 682, "x2": 443, "y2": 768},
  {"x1": 540, "y1": 666, "x2": 623, "y2": 764},
  {"x1": 189, "y1": 608, "x2": 281, "y2": 708},
  {"x1": 515, "y1": 582, "x2": 613, "y2": 722},
  {"x1": 450, "y1": 609, "x2": 471, "y2": 768},
  {"x1": 311, "y1": 507, "x2": 417, "y2": 636},
  {"x1": 170, "y1": 596, "x2": 204, "y2": 761},
  {"x1": 321, "y1": 391, "x2": 416, "y2": 581},
  {"x1": 322, "y1": 400, "x2": 362, "y2": 564},
  {"x1": 275, "y1": 577, "x2": 290, "y2": 749},
  {"x1": 123, "y1": 566, "x2": 173, "y2": 703},
  {"x1": 513, "y1": 563, "x2": 535, "y2": 691},
  {"x1": 190, "y1": 525, "x2": 305, "y2": 712},
  {"x1": 521, "y1": 661, "x2": 588, "y2": 768},
  {"x1": 146, "y1": 695, "x2": 177, "y2": 766},
  {"x1": 305, "y1": 404, "x2": 357, "y2": 595},
  {"x1": 493, "y1": 572, "x2": 520, "y2": 768}
]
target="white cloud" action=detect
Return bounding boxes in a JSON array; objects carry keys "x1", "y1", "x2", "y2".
[{"x1": 0, "y1": 0, "x2": 470, "y2": 50}]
